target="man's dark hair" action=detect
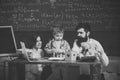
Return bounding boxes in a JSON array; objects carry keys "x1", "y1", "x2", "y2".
[{"x1": 75, "y1": 23, "x2": 91, "y2": 32}]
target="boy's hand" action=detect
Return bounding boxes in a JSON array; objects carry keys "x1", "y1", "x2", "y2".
[
  {"x1": 52, "y1": 48, "x2": 58, "y2": 53},
  {"x1": 56, "y1": 49, "x2": 65, "y2": 53}
]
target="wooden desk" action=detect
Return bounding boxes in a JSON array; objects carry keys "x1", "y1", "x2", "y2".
[
  {"x1": 0, "y1": 54, "x2": 18, "y2": 57},
  {"x1": 4, "y1": 58, "x2": 102, "y2": 80}
]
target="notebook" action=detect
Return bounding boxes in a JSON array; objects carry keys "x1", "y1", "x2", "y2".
[{"x1": 0, "y1": 26, "x2": 18, "y2": 57}]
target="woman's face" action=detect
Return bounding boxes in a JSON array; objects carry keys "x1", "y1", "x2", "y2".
[{"x1": 36, "y1": 40, "x2": 42, "y2": 49}]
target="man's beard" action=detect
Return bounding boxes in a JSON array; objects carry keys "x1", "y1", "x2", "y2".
[{"x1": 76, "y1": 36, "x2": 88, "y2": 47}]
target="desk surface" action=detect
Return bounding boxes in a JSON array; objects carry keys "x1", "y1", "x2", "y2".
[
  {"x1": 9, "y1": 58, "x2": 100, "y2": 66},
  {"x1": 0, "y1": 54, "x2": 18, "y2": 57},
  {"x1": 4, "y1": 58, "x2": 102, "y2": 80}
]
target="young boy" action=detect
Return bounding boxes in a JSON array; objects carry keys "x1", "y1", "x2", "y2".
[
  {"x1": 44, "y1": 27, "x2": 70, "y2": 80},
  {"x1": 45, "y1": 27, "x2": 70, "y2": 58}
]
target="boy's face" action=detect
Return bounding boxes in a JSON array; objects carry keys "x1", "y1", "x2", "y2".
[{"x1": 54, "y1": 33, "x2": 63, "y2": 41}]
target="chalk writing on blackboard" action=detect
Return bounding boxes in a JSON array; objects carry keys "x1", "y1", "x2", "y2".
[{"x1": 0, "y1": 0, "x2": 120, "y2": 31}]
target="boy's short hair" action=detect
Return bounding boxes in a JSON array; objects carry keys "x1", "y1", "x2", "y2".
[
  {"x1": 75, "y1": 23, "x2": 91, "y2": 32},
  {"x1": 53, "y1": 27, "x2": 64, "y2": 35}
]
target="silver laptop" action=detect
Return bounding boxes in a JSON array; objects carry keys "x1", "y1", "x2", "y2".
[{"x1": 0, "y1": 26, "x2": 17, "y2": 57}]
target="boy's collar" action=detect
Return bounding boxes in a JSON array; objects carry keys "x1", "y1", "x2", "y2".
[{"x1": 52, "y1": 38, "x2": 63, "y2": 41}]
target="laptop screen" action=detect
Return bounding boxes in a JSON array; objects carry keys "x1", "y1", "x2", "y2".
[{"x1": 0, "y1": 26, "x2": 17, "y2": 54}]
